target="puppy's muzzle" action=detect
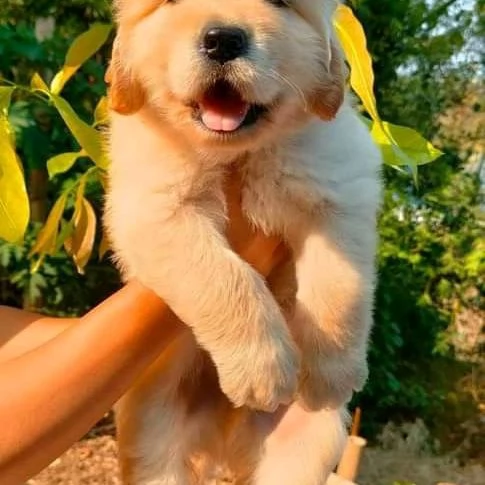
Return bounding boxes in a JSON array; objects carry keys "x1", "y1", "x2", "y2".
[{"x1": 200, "y1": 25, "x2": 250, "y2": 64}]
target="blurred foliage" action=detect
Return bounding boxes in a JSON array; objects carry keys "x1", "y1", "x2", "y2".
[
  {"x1": 0, "y1": 0, "x2": 483, "y2": 438},
  {"x1": 0, "y1": 0, "x2": 117, "y2": 311},
  {"x1": 350, "y1": 0, "x2": 484, "y2": 437}
]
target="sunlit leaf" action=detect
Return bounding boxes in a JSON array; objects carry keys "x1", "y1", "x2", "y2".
[
  {"x1": 55, "y1": 220, "x2": 75, "y2": 253},
  {"x1": 64, "y1": 176, "x2": 96, "y2": 272},
  {"x1": 65, "y1": 197, "x2": 97, "y2": 273},
  {"x1": 30, "y1": 72, "x2": 49, "y2": 92},
  {"x1": 0, "y1": 88, "x2": 17, "y2": 154},
  {"x1": 50, "y1": 23, "x2": 112, "y2": 95},
  {"x1": 334, "y1": 4, "x2": 379, "y2": 122},
  {"x1": 371, "y1": 122, "x2": 444, "y2": 166},
  {"x1": 0, "y1": 87, "x2": 30, "y2": 243},
  {"x1": 72, "y1": 173, "x2": 88, "y2": 218},
  {"x1": 30, "y1": 255, "x2": 46, "y2": 274},
  {"x1": 50, "y1": 72, "x2": 70, "y2": 97},
  {"x1": 94, "y1": 96, "x2": 109, "y2": 126},
  {"x1": 30, "y1": 192, "x2": 68, "y2": 256},
  {"x1": 0, "y1": 87, "x2": 15, "y2": 117},
  {"x1": 334, "y1": 5, "x2": 443, "y2": 173},
  {"x1": 0, "y1": 122, "x2": 30, "y2": 243},
  {"x1": 47, "y1": 150, "x2": 85, "y2": 178},
  {"x1": 49, "y1": 93, "x2": 109, "y2": 169}
]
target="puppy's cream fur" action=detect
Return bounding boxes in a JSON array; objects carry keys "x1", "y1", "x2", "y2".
[{"x1": 104, "y1": 0, "x2": 382, "y2": 483}]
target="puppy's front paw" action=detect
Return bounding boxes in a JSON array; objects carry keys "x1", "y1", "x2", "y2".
[
  {"x1": 216, "y1": 327, "x2": 300, "y2": 412},
  {"x1": 299, "y1": 354, "x2": 368, "y2": 411}
]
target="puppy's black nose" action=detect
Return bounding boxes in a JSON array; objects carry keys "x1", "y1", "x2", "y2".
[{"x1": 201, "y1": 26, "x2": 249, "y2": 64}]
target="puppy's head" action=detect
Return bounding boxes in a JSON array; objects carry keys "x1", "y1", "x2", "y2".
[{"x1": 107, "y1": 0, "x2": 346, "y2": 149}]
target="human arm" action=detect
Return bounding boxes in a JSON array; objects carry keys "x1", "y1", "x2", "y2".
[
  {"x1": 0, "y1": 172, "x2": 288, "y2": 485},
  {"x1": 0, "y1": 281, "x2": 178, "y2": 485}
]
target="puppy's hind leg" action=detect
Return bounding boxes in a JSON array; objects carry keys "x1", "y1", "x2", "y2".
[
  {"x1": 115, "y1": 335, "x2": 197, "y2": 485},
  {"x1": 117, "y1": 400, "x2": 192, "y2": 485},
  {"x1": 252, "y1": 404, "x2": 348, "y2": 485}
]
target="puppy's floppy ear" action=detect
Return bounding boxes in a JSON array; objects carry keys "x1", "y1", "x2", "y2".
[
  {"x1": 105, "y1": 37, "x2": 145, "y2": 115},
  {"x1": 296, "y1": 0, "x2": 347, "y2": 120},
  {"x1": 308, "y1": 36, "x2": 347, "y2": 121}
]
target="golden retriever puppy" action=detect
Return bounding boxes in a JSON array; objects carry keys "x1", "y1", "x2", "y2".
[{"x1": 104, "y1": 0, "x2": 382, "y2": 483}]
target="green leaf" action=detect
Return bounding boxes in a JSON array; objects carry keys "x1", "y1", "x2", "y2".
[
  {"x1": 49, "y1": 93, "x2": 109, "y2": 169},
  {"x1": 30, "y1": 192, "x2": 68, "y2": 256},
  {"x1": 47, "y1": 150, "x2": 85, "y2": 178},
  {"x1": 94, "y1": 96, "x2": 109, "y2": 126},
  {"x1": 50, "y1": 23, "x2": 112, "y2": 95},
  {"x1": 0, "y1": 87, "x2": 30, "y2": 243},
  {"x1": 371, "y1": 122, "x2": 444, "y2": 166}
]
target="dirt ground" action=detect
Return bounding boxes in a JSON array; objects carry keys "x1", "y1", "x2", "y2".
[
  {"x1": 27, "y1": 436, "x2": 121, "y2": 485},
  {"x1": 27, "y1": 415, "x2": 121, "y2": 485},
  {"x1": 28, "y1": 437, "x2": 485, "y2": 485},
  {"x1": 27, "y1": 419, "x2": 485, "y2": 485}
]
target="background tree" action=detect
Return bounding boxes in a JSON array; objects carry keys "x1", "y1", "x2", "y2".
[{"x1": 351, "y1": 0, "x2": 484, "y2": 443}]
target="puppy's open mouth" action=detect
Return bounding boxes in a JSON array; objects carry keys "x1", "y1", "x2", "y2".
[{"x1": 194, "y1": 80, "x2": 267, "y2": 133}]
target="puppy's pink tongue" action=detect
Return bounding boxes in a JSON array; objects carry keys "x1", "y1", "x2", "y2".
[{"x1": 199, "y1": 87, "x2": 249, "y2": 132}]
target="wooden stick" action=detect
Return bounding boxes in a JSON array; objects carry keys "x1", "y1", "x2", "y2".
[
  {"x1": 350, "y1": 407, "x2": 361, "y2": 436},
  {"x1": 336, "y1": 435, "x2": 367, "y2": 482}
]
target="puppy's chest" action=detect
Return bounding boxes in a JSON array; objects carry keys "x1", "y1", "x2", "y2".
[{"x1": 237, "y1": 153, "x2": 327, "y2": 235}]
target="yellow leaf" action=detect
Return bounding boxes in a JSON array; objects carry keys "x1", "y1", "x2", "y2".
[
  {"x1": 94, "y1": 96, "x2": 109, "y2": 126},
  {"x1": 51, "y1": 23, "x2": 112, "y2": 95},
  {"x1": 67, "y1": 173, "x2": 88, "y2": 229},
  {"x1": 49, "y1": 93, "x2": 109, "y2": 169},
  {"x1": 371, "y1": 122, "x2": 444, "y2": 167},
  {"x1": 0, "y1": 87, "x2": 15, "y2": 117},
  {"x1": 30, "y1": 72, "x2": 49, "y2": 92},
  {"x1": 30, "y1": 193, "x2": 68, "y2": 256},
  {"x1": 0, "y1": 88, "x2": 30, "y2": 243},
  {"x1": 55, "y1": 220, "x2": 75, "y2": 253},
  {"x1": 0, "y1": 87, "x2": 17, "y2": 148},
  {"x1": 65, "y1": 23, "x2": 112, "y2": 67},
  {"x1": 333, "y1": 6, "x2": 443, "y2": 172},
  {"x1": 50, "y1": 69, "x2": 75, "y2": 96},
  {"x1": 47, "y1": 150, "x2": 85, "y2": 178},
  {"x1": 0, "y1": 123, "x2": 30, "y2": 243},
  {"x1": 31, "y1": 255, "x2": 46, "y2": 274},
  {"x1": 334, "y1": 4, "x2": 379, "y2": 122},
  {"x1": 65, "y1": 197, "x2": 97, "y2": 273}
]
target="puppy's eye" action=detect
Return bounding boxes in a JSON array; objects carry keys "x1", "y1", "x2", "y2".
[{"x1": 267, "y1": 0, "x2": 290, "y2": 7}]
